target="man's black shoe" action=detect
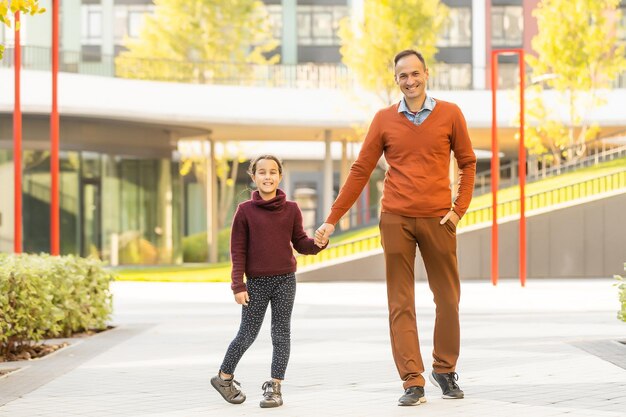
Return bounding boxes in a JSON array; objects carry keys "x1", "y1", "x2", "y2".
[
  {"x1": 429, "y1": 371, "x2": 464, "y2": 399},
  {"x1": 398, "y1": 386, "x2": 426, "y2": 406}
]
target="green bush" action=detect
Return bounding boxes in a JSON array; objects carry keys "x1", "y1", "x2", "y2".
[
  {"x1": 616, "y1": 262, "x2": 626, "y2": 322},
  {"x1": 182, "y1": 232, "x2": 208, "y2": 263},
  {"x1": 0, "y1": 254, "x2": 114, "y2": 356},
  {"x1": 117, "y1": 231, "x2": 158, "y2": 265},
  {"x1": 183, "y1": 228, "x2": 231, "y2": 263}
]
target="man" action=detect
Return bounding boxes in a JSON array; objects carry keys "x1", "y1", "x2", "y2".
[{"x1": 315, "y1": 50, "x2": 476, "y2": 406}]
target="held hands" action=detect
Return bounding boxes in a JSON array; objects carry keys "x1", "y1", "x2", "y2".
[
  {"x1": 314, "y1": 223, "x2": 335, "y2": 248},
  {"x1": 440, "y1": 210, "x2": 460, "y2": 227},
  {"x1": 234, "y1": 291, "x2": 249, "y2": 306}
]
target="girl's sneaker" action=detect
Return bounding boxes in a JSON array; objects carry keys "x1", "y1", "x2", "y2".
[
  {"x1": 259, "y1": 380, "x2": 283, "y2": 408},
  {"x1": 211, "y1": 373, "x2": 246, "y2": 404}
]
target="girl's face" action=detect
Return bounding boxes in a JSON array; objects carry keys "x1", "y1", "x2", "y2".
[{"x1": 253, "y1": 158, "x2": 282, "y2": 199}]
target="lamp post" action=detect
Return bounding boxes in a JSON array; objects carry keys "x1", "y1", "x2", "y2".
[
  {"x1": 490, "y1": 49, "x2": 526, "y2": 287},
  {"x1": 13, "y1": 11, "x2": 22, "y2": 254},
  {"x1": 50, "y1": 0, "x2": 60, "y2": 255}
]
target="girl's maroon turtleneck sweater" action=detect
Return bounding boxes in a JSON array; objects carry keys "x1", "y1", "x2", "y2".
[{"x1": 229, "y1": 189, "x2": 326, "y2": 294}]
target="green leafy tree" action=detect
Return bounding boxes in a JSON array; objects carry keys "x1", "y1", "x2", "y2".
[
  {"x1": 526, "y1": 0, "x2": 625, "y2": 162},
  {"x1": 338, "y1": 0, "x2": 448, "y2": 104},
  {"x1": 116, "y1": 0, "x2": 278, "y2": 83},
  {"x1": 0, "y1": 0, "x2": 45, "y2": 59}
]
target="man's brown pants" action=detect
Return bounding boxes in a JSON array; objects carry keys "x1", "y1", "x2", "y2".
[{"x1": 379, "y1": 212, "x2": 460, "y2": 389}]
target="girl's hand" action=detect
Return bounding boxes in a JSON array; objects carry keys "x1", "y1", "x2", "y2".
[
  {"x1": 315, "y1": 223, "x2": 335, "y2": 247},
  {"x1": 235, "y1": 291, "x2": 249, "y2": 306}
]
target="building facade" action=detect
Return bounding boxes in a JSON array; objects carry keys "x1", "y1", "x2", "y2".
[
  {"x1": 1, "y1": 0, "x2": 625, "y2": 265},
  {"x1": 4, "y1": 1, "x2": 624, "y2": 89}
]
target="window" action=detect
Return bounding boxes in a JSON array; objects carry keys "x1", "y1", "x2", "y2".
[
  {"x1": 3, "y1": 12, "x2": 30, "y2": 45},
  {"x1": 114, "y1": 4, "x2": 154, "y2": 44},
  {"x1": 618, "y1": 7, "x2": 626, "y2": 42},
  {"x1": 87, "y1": 10, "x2": 102, "y2": 38},
  {"x1": 297, "y1": 5, "x2": 348, "y2": 46},
  {"x1": 267, "y1": 4, "x2": 283, "y2": 40},
  {"x1": 1, "y1": 15, "x2": 16, "y2": 46},
  {"x1": 81, "y1": 5, "x2": 102, "y2": 44},
  {"x1": 430, "y1": 64, "x2": 472, "y2": 90},
  {"x1": 617, "y1": 6, "x2": 626, "y2": 89},
  {"x1": 114, "y1": 9, "x2": 126, "y2": 42},
  {"x1": 497, "y1": 63, "x2": 519, "y2": 89},
  {"x1": 492, "y1": 6, "x2": 523, "y2": 46},
  {"x1": 613, "y1": 70, "x2": 626, "y2": 88},
  {"x1": 438, "y1": 7, "x2": 471, "y2": 47},
  {"x1": 128, "y1": 11, "x2": 145, "y2": 38},
  {"x1": 81, "y1": 44, "x2": 102, "y2": 62}
]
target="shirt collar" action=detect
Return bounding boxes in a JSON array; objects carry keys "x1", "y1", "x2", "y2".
[{"x1": 398, "y1": 95, "x2": 435, "y2": 114}]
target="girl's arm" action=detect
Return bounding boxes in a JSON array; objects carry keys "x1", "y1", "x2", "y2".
[
  {"x1": 291, "y1": 204, "x2": 327, "y2": 255},
  {"x1": 230, "y1": 206, "x2": 248, "y2": 294}
]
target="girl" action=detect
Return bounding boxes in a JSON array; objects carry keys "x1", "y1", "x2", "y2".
[{"x1": 211, "y1": 154, "x2": 327, "y2": 408}]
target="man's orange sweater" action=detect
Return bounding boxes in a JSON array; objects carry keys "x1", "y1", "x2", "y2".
[{"x1": 326, "y1": 99, "x2": 476, "y2": 225}]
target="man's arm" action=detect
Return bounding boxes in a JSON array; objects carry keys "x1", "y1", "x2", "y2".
[
  {"x1": 315, "y1": 111, "x2": 384, "y2": 247},
  {"x1": 316, "y1": 111, "x2": 385, "y2": 245},
  {"x1": 449, "y1": 105, "x2": 477, "y2": 219},
  {"x1": 292, "y1": 205, "x2": 327, "y2": 254}
]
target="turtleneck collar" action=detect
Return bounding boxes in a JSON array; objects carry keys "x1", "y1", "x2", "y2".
[{"x1": 251, "y1": 188, "x2": 286, "y2": 211}]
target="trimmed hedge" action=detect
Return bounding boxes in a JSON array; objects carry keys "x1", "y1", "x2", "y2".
[
  {"x1": 0, "y1": 254, "x2": 114, "y2": 356},
  {"x1": 182, "y1": 228, "x2": 231, "y2": 263}
]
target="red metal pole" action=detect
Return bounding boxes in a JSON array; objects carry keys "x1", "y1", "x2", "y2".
[
  {"x1": 13, "y1": 12, "x2": 22, "y2": 254},
  {"x1": 490, "y1": 51, "x2": 499, "y2": 286},
  {"x1": 50, "y1": 0, "x2": 60, "y2": 255},
  {"x1": 518, "y1": 50, "x2": 526, "y2": 287}
]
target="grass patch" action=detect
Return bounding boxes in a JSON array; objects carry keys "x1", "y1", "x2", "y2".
[
  {"x1": 470, "y1": 156, "x2": 626, "y2": 209},
  {"x1": 112, "y1": 262, "x2": 231, "y2": 282}
]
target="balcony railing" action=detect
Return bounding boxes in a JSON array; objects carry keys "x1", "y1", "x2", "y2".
[
  {"x1": 5, "y1": 44, "x2": 626, "y2": 91},
  {"x1": 0, "y1": 45, "x2": 354, "y2": 89},
  {"x1": 0, "y1": 45, "x2": 525, "y2": 90}
]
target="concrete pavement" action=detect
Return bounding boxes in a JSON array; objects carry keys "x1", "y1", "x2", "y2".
[{"x1": 0, "y1": 279, "x2": 624, "y2": 416}]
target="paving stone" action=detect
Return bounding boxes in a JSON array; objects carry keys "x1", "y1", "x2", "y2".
[{"x1": 0, "y1": 279, "x2": 624, "y2": 417}]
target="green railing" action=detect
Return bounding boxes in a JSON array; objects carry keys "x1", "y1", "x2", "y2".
[
  {"x1": 461, "y1": 169, "x2": 626, "y2": 226},
  {"x1": 297, "y1": 168, "x2": 626, "y2": 267},
  {"x1": 299, "y1": 235, "x2": 381, "y2": 267}
]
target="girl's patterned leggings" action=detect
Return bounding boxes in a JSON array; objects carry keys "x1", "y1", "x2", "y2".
[{"x1": 220, "y1": 272, "x2": 296, "y2": 380}]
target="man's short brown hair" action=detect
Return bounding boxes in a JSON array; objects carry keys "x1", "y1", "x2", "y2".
[{"x1": 393, "y1": 50, "x2": 427, "y2": 69}]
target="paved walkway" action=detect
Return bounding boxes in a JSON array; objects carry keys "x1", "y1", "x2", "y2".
[{"x1": 0, "y1": 279, "x2": 624, "y2": 417}]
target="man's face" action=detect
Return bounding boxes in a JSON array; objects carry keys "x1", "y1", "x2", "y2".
[{"x1": 394, "y1": 54, "x2": 429, "y2": 101}]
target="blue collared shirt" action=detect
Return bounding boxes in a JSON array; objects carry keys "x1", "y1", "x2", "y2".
[{"x1": 398, "y1": 95, "x2": 436, "y2": 126}]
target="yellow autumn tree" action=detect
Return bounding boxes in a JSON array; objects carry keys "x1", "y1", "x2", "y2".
[
  {"x1": 0, "y1": 0, "x2": 45, "y2": 59},
  {"x1": 526, "y1": 0, "x2": 625, "y2": 163},
  {"x1": 338, "y1": 0, "x2": 448, "y2": 105},
  {"x1": 115, "y1": 0, "x2": 278, "y2": 84}
]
